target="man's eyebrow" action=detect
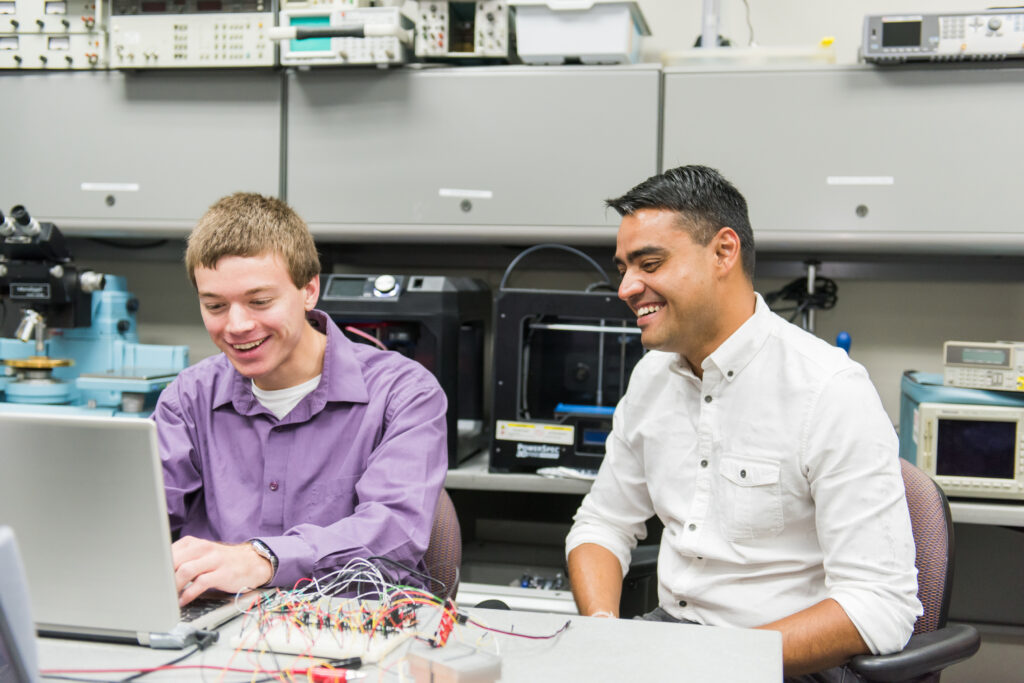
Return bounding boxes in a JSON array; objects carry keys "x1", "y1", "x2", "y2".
[
  {"x1": 198, "y1": 286, "x2": 274, "y2": 299},
  {"x1": 613, "y1": 245, "x2": 668, "y2": 267}
]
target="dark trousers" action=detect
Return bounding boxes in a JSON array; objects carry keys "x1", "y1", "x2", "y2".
[{"x1": 636, "y1": 606, "x2": 868, "y2": 683}]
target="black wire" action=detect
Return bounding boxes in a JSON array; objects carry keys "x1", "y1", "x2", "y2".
[
  {"x1": 43, "y1": 676, "x2": 122, "y2": 683},
  {"x1": 498, "y1": 243, "x2": 611, "y2": 291},
  {"x1": 117, "y1": 642, "x2": 203, "y2": 683},
  {"x1": 763, "y1": 276, "x2": 838, "y2": 317}
]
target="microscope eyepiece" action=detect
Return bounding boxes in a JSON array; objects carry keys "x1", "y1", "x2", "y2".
[
  {"x1": 0, "y1": 209, "x2": 14, "y2": 237},
  {"x1": 9, "y1": 205, "x2": 41, "y2": 236},
  {"x1": 11, "y1": 205, "x2": 30, "y2": 226}
]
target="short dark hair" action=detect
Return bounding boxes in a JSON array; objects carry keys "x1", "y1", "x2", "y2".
[{"x1": 606, "y1": 165, "x2": 755, "y2": 281}]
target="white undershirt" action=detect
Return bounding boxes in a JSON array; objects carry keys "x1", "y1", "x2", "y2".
[{"x1": 251, "y1": 375, "x2": 321, "y2": 419}]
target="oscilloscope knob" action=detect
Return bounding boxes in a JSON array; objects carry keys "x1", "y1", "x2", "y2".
[{"x1": 988, "y1": 17, "x2": 1003, "y2": 31}]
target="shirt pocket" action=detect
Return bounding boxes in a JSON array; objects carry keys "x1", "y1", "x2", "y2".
[{"x1": 717, "y1": 456, "x2": 784, "y2": 541}]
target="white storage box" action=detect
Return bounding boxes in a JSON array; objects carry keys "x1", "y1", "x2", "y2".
[{"x1": 511, "y1": 0, "x2": 651, "y2": 65}]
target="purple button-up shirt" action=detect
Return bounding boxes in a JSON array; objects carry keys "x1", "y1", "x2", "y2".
[{"x1": 154, "y1": 309, "x2": 448, "y2": 590}]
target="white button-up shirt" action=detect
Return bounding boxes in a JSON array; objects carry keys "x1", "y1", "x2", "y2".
[{"x1": 566, "y1": 294, "x2": 922, "y2": 655}]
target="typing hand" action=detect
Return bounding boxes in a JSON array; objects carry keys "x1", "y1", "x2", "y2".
[{"x1": 171, "y1": 536, "x2": 273, "y2": 607}]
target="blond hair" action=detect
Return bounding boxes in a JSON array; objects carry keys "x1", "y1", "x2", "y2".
[{"x1": 185, "y1": 193, "x2": 320, "y2": 288}]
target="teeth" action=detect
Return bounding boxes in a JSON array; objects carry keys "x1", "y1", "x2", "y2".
[
  {"x1": 637, "y1": 305, "x2": 662, "y2": 317},
  {"x1": 233, "y1": 339, "x2": 264, "y2": 351}
]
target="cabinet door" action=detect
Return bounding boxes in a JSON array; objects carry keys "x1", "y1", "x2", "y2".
[
  {"x1": 286, "y1": 65, "x2": 660, "y2": 237},
  {"x1": 0, "y1": 71, "x2": 280, "y2": 234},
  {"x1": 663, "y1": 66, "x2": 1024, "y2": 254}
]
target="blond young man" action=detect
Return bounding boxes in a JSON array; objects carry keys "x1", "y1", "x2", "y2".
[{"x1": 156, "y1": 193, "x2": 448, "y2": 605}]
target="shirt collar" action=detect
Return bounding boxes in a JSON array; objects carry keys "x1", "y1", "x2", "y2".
[
  {"x1": 211, "y1": 308, "x2": 370, "y2": 414},
  {"x1": 702, "y1": 292, "x2": 773, "y2": 382}
]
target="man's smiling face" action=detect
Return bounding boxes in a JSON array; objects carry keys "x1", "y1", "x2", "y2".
[
  {"x1": 195, "y1": 251, "x2": 320, "y2": 391},
  {"x1": 614, "y1": 209, "x2": 720, "y2": 357}
]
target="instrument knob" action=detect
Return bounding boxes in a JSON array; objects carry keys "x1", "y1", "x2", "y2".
[{"x1": 373, "y1": 274, "x2": 397, "y2": 295}]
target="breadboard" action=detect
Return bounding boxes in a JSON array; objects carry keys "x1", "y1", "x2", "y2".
[{"x1": 232, "y1": 621, "x2": 413, "y2": 662}]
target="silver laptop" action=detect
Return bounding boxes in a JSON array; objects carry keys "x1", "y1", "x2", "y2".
[{"x1": 0, "y1": 413, "x2": 247, "y2": 649}]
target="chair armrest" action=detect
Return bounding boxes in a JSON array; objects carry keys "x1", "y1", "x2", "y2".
[{"x1": 848, "y1": 624, "x2": 981, "y2": 682}]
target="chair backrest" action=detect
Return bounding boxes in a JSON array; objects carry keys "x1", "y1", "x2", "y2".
[
  {"x1": 423, "y1": 488, "x2": 461, "y2": 600},
  {"x1": 900, "y1": 458, "x2": 955, "y2": 635}
]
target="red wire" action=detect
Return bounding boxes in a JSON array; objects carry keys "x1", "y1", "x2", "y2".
[
  {"x1": 42, "y1": 663, "x2": 358, "y2": 680},
  {"x1": 466, "y1": 617, "x2": 572, "y2": 640}
]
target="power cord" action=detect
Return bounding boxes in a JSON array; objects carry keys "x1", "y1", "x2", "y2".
[{"x1": 498, "y1": 243, "x2": 611, "y2": 291}]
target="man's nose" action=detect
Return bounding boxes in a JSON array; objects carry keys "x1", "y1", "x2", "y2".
[
  {"x1": 618, "y1": 271, "x2": 643, "y2": 301},
  {"x1": 225, "y1": 306, "x2": 255, "y2": 334}
]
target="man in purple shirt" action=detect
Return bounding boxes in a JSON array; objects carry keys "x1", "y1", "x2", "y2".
[{"x1": 155, "y1": 193, "x2": 448, "y2": 606}]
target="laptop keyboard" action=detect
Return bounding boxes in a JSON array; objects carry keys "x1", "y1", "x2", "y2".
[{"x1": 180, "y1": 596, "x2": 230, "y2": 623}]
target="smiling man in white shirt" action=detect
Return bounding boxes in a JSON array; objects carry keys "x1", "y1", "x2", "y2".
[{"x1": 565, "y1": 166, "x2": 921, "y2": 681}]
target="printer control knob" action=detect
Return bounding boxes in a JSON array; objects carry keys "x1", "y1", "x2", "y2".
[{"x1": 373, "y1": 274, "x2": 397, "y2": 295}]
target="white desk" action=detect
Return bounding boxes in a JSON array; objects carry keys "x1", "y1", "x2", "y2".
[
  {"x1": 39, "y1": 608, "x2": 782, "y2": 682},
  {"x1": 446, "y1": 451, "x2": 592, "y2": 495}
]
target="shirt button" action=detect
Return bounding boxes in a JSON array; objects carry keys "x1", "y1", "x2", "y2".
[
  {"x1": 727, "y1": 370, "x2": 734, "y2": 377},
  {"x1": 704, "y1": 395, "x2": 712, "y2": 403},
  {"x1": 740, "y1": 469, "x2": 747, "y2": 478},
  {"x1": 697, "y1": 556, "x2": 703, "y2": 560},
  {"x1": 700, "y1": 459, "x2": 708, "y2": 468},
  {"x1": 269, "y1": 481, "x2": 279, "y2": 491},
  {"x1": 688, "y1": 523, "x2": 696, "y2": 531},
  {"x1": 678, "y1": 600, "x2": 687, "y2": 607}
]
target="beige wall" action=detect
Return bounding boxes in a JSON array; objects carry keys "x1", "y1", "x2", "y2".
[{"x1": 637, "y1": 0, "x2": 997, "y2": 64}]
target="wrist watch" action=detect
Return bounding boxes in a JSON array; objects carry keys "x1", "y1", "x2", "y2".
[{"x1": 249, "y1": 539, "x2": 278, "y2": 584}]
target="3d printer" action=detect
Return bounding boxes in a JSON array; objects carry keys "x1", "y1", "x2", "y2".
[
  {"x1": 489, "y1": 245, "x2": 645, "y2": 473},
  {"x1": 317, "y1": 273, "x2": 490, "y2": 468},
  {"x1": 0, "y1": 205, "x2": 188, "y2": 415}
]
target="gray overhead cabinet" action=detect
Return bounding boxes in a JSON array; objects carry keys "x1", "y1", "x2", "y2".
[
  {"x1": 285, "y1": 64, "x2": 661, "y2": 244},
  {"x1": 0, "y1": 71, "x2": 281, "y2": 236},
  {"x1": 662, "y1": 65, "x2": 1024, "y2": 255}
]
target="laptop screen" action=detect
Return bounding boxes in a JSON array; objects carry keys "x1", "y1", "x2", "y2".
[
  {"x1": 0, "y1": 601, "x2": 33, "y2": 683},
  {"x1": 0, "y1": 414, "x2": 182, "y2": 639},
  {"x1": 0, "y1": 528, "x2": 38, "y2": 683}
]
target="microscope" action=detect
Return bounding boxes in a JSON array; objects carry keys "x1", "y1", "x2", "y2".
[{"x1": 0, "y1": 205, "x2": 188, "y2": 416}]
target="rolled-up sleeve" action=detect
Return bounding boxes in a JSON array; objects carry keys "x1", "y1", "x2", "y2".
[
  {"x1": 803, "y1": 367, "x2": 923, "y2": 655},
  {"x1": 566, "y1": 395, "x2": 655, "y2": 576}
]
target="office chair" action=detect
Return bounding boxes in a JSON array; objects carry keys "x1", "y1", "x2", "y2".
[
  {"x1": 848, "y1": 458, "x2": 980, "y2": 683},
  {"x1": 423, "y1": 488, "x2": 461, "y2": 600}
]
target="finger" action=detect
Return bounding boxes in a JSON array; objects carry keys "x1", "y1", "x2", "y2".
[
  {"x1": 174, "y1": 553, "x2": 217, "y2": 594},
  {"x1": 178, "y1": 573, "x2": 213, "y2": 607},
  {"x1": 171, "y1": 536, "x2": 208, "y2": 570}
]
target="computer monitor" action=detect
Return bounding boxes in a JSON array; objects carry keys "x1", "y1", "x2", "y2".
[{"x1": 0, "y1": 527, "x2": 39, "y2": 683}]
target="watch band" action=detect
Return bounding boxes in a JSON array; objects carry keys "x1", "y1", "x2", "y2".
[{"x1": 249, "y1": 539, "x2": 279, "y2": 584}]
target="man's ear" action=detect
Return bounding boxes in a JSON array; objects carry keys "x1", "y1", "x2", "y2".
[
  {"x1": 302, "y1": 275, "x2": 321, "y2": 311},
  {"x1": 712, "y1": 227, "x2": 741, "y2": 276}
]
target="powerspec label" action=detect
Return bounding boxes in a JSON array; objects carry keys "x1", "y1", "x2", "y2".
[
  {"x1": 515, "y1": 443, "x2": 561, "y2": 460},
  {"x1": 495, "y1": 420, "x2": 574, "y2": 446}
]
